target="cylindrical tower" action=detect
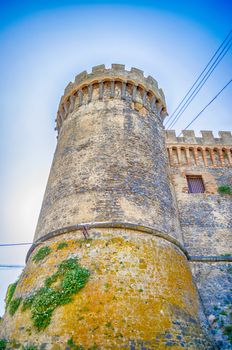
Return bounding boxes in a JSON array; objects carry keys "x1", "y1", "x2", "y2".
[{"x1": 0, "y1": 65, "x2": 213, "y2": 349}]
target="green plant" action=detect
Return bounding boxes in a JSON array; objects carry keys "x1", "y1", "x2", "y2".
[
  {"x1": 0, "y1": 339, "x2": 7, "y2": 350},
  {"x1": 23, "y1": 345, "x2": 38, "y2": 350},
  {"x1": 67, "y1": 338, "x2": 84, "y2": 350},
  {"x1": 32, "y1": 246, "x2": 52, "y2": 262},
  {"x1": 218, "y1": 184, "x2": 232, "y2": 195},
  {"x1": 57, "y1": 242, "x2": 68, "y2": 250},
  {"x1": 22, "y1": 258, "x2": 90, "y2": 331},
  {"x1": 8, "y1": 297, "x2": 22, "y2": 316},
  {"x1": 220, "y1": 310, "x2": 227, "y2": 316},
  {"x1": 5, "y1": 281, "x2": 18, "y2": 309},
  {"x1": 224, "y1": 325, "x2": 232, "y2": 344}
]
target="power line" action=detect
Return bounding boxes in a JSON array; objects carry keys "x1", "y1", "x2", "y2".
[
  {"x1": 0, "y1": 265, "x2": 25, "y2": 269},
  {"x1": 178, "y1": 78, "x2": 232, "y2": 137},
  {"x1": 165, "y1": 29, "x2": 232, "y2": 128},
  {"x1": 167, "y1": 39, "x2": 232, "y2": 129},
  {"x1": 0, "y1": 242, "x2": 32, "y2": 247},
  {"x1": 165, "y1": 29, "x2": 232, "y2": 127}
]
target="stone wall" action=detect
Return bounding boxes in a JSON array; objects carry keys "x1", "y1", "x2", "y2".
[
  {"x1": 166, "y1": 130, "x2": 232, "y2": 349},
  {"x1": 0, "y1": 228, "x2": 213, "y2": 349}
]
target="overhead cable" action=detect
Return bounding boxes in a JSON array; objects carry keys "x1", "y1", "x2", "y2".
[
  {"x1": 165, "y1": 29, "x2": 232, "y2": 128},
  {"x1": 0, "y1": 242, "x2": 32, "y2": 247},
  {"x1": 167, "y1": 39, "x2": 232, "y2": 129},
  {"x1": 178, "y1": 78, "x2": 232, "y2": 136}
]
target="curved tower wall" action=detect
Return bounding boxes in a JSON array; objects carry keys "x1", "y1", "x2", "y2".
[
  {"x1": 0, "y1": 64, "x2": 213, "y2": 350},
  {"x1": 34, "y1": 64, "x2": 182, "y2": 245}
]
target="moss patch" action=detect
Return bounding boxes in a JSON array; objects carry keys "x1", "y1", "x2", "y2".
[
  {"x1": 218, "y1": 184, "x2": 232, "y2": 195},
  {"x1": 5, "y1": 282, "x2": 18, "y2": 309},
  {"x1": 32, "y1": 246, "x2": 52, "y2": 262},
  {"x1": 57, "y1": 242, "x2": 68, "y2": 250},
  {"x1": 67, "y1": 338, "x2": 99, "y2": 350},
  {"x1": 22, "y1": 258, "x2": 90, "y2": 331},
  {"x1": 0, "y1": 339, "x2": 7, "y2": 350},
  {"x1": 8, "y1": 297, "x2": 22, "y2": 316}
]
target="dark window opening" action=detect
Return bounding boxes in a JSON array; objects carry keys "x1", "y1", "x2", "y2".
[{"x1": 186, "y1": 175, "x2": 205, "y2": 193}]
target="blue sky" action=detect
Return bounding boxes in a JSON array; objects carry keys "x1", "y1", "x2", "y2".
[{"x1": 0, "y1": 0, "x2": 231, "y2": 315}]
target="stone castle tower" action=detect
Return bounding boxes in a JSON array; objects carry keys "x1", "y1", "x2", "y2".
[{"x1": 1, "y1": 64, "x2": 231, "y2": 350}]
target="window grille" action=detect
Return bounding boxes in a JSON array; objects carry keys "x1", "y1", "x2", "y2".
[{"x1": 186, "y1": 176, "x2": 205, "y2": 193}]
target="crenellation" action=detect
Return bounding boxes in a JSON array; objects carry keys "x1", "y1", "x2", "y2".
[
  {"x1": 165, "y1": 130, "x2": 177, "y2": 143},
  {"x1": 166, "y1": 129, "x2": 232, "y2": 146},
  {"x1": 57, "y1": 64, "x2": 167, "y2": 132},
  {"x1": 166, "y1": 129, "x2": 232, "y2": 168},
  {"x1": 92, "y1": 64, "x2": 106, "y2": 73},
  {"x1": 130, "y1": 67, "x2": 144, "y2": 77},
  {"x1": 64, "y1": 81, "x2": 73, "y2": 95},
  {"x1": 200, "y1": 130, "x2": 215, "y2": 144},
  {"x1": 146, "y1": 75, "x2": 158, "y2": 89},
  {"x1": 182, "y1": 130, "x2": 197, "y2": 144},
  {"x1": 111, "y1": 63, "x2": 125, "y2": 70},
  {"x1": 219, "y1": 130, "x2": 232, "y2": 143},
  {"x1": 74, "y1": 70, "x2": 87, "y2": 85}
]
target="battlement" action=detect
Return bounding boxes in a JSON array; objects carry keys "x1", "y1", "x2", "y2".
[
  {"x1": 165, "y1": 130, "x2": 232, "y2": 168},
  {"x1": 165, "y1": 130, "x2": 232, "y2": 145},
  {"x1": 56, "y1": 64, "x2": 167, "y2": 132}
]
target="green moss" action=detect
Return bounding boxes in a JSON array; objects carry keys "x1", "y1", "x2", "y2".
[
  {"x1": 22, "y1": 295, "x2": 35, "y2": 312},
  {"x1": 5, "y1": 281, "x2": 18, "y2": 309},
  {"x1": 220, "y1": 310, "x2": 227, "y2": 316},
  {"x1": 105, "y1": 321, "x2": 113, "y2": 329},
  {"x1": 218, "y1": 184, "x2": 232, "y2": 195},
  {"x1": 8, "y1": 297, "x2": 22, "y2": 316},
  {"x1": 32, "y1": 246, "x2": 52, "y2": 262},
  {"x1": 22, "y1": 258, "x2": 90, "y2": 331},
  {"x1": 67, "y1": 338, "x2": 99, "y2": 350},
  {"x1": 57, "y1": 242, "x2": 68, "y2": 250},
  {"x1": 0, "y1": 339, "x2": 7, "y2": 350},
  {"x1": 224, "y1": 325, "x2": 232, "y2": 344},
  {"x1": 67, "y1": 338, "x2": 84, "y2": 350}
]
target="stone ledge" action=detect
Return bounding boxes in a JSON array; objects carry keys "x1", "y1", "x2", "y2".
[
  {"x1": 26, "y1": 221, "x2": 188, "y2": 262},
  {"x1": 189, "y1": 256, "x2": 232, "y2": 262}
]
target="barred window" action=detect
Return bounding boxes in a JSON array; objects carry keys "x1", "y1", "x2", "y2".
[{"x1": 186, "y1": 175, "x2": 205, "y2": 193}]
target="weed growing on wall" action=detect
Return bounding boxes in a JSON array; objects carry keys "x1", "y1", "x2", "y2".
[
  {"x1": 32, "y1": 246, "x2": 52, "y2": 262},
  {"x1": 5, "y1": 282, "x2": 18, "y2": 309},
  {"x1": 0, "y1": 339, "x2": 7, "y2": 350},
  {"x1": 218, "y1": 185, "x2": 232, "y2": 195},
  {"x1": 57, "y1": 242, "x2": 68, "y2": 250},
  {"x1": 8, "y1": 298, "x2": 22, "y2": 316},
  {"x1": 21, "y1": 258, "x2": 90, "y2": 331},
  {"x1": 67, "y1": 338, "x2": 99, "y2": 350}
]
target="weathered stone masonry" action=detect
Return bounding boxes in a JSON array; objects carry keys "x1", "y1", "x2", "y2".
[
  {"x1": 166, "y1": 129, "x2": 232, "y2": 350},
  {"x1": 0, "y1": 64, "x2": 231, "y2": 350}
]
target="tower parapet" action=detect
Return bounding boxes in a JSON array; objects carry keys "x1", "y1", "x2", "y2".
[
  {"x1": 165, "y1": 130, "x2": 232, "y2": 145},
  {"x1": 56, "y1": 64, "x2": 167, "y2": 132},
  {"x1": 166, "y1": 130, "x2": 232, "y2": 168}
]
